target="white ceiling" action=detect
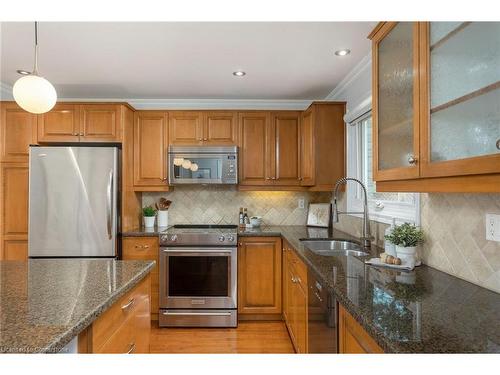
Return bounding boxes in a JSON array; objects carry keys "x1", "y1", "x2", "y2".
[{"x1": 0, "y1": 22, "x2": 375, "y2": 103}]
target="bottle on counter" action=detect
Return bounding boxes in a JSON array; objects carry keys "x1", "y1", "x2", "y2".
[
  {"x1": 239, "y1": 207, "x2": 244, "y2": 227},
  {"x1": 384, "y1": 218, "x2": 397, "y2": 257},
  {"x1": 243, "y1": 208, "x2": 250, "y2": 225}
]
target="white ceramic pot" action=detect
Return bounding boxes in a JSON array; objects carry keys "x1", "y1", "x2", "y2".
[
  {"x1": 250, "y1": 216, "x2": 262, "y2": 227},
  {"x1": 157, "y1": 210, "x2": 168, "y2": 227},
  {"x1": 143, "y1": 216, "x2": 156, "y2": 228},
  {"x1": 396, "y1": 245, "x2": 417, "y2": 268}
]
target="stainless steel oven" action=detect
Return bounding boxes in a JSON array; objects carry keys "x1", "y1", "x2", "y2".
[
  {"x1": 159, "y1": 225, "x2": 238, "y2": 327},
  {"x1": 168, "y1": 146, "x2": 238, "y2": 185}
]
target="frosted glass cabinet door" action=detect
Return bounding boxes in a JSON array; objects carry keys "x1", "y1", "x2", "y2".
[
  {"x1": 421, "y1": 22, "x2": 500, "y2": 176},
  {"x1": 373, "y1": 22, "x2": 420, "y2": 181}
]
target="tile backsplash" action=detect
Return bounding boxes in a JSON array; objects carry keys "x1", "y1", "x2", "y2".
[
  {"x1": 142, "y1": 186, "x2": 330, "y2": 226},
  {"x1": 332, "y1": 192, "x2": 500, "y2": 294}
]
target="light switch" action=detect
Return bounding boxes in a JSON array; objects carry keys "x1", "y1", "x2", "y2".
[{"x1": 485, "y1": 214, "x2": 500, "y2": 242}]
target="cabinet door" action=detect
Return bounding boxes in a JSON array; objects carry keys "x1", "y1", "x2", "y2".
[
  {"x1": 0, "y1": 164, "x2": 29, "y2": 260},
  {"x1": 169, "y1": 111, "x2": 203, "y2": 145},
  {"x1": 133, "y1": 111, "x2": 169, "y2": 189},
  {"x1": 238, "y1": 237, "x2": 282, "y2": 316},
  {"x1": 372, "y1": 22, "x2": 420, "y2": 181},
  {"x1": 293, "y1": 275, "x2": 308, "y2": 354},
  {"x1": 286, "y1": 260, "x2": 298, "y2": 348},
  {"x1": 2, "y1": 240, "x2": 28, "y2": 260},
  {"x1": 238, "y1": 112, "x2": 273, "y2": 185},
  {"x1": 204, "y1": 111, "x2": 238, "y2": 144},
  {"x1": 1, "y1": 102, "x2": 38, "y2": 162},
  {"x1": 80, "y1": 104, "x2": 122, "y2": 142},
  {"x1": 339, "y1": 304, "x2": 383, "y2": 354},
  {"x1": 420, "y1": 22, "x2": 500, "y2": 177},
  {"x1": 38, "y1": 104, "x2": 80, "y2": 142},
  {"x1": 300, "y1": 108, "x2": 315, "y2": 186},
  {"x1": 272, "y1": 112, "x2": 301, "y2": 186}
]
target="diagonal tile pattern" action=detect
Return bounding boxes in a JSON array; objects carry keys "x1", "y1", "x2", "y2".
[{"x1": 142, "y1": 186, "x2": 330, "y2": 227}]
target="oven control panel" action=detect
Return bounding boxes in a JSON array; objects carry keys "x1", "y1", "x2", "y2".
[{"x1": 160, "y1": 233, "x2": 237, "y2": 246}]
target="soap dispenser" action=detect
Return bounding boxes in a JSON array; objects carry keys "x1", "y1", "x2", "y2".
[{"x1": 384, "y1": 218, "x2": 397, "y2": 257}]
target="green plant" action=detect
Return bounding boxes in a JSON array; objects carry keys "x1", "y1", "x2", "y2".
[
  {"x1": 385, "y1": 222, "x2": 424, "y2": 247},
  {"x1": 142, "y1": 205, "x2": 157, "y2": 217}
]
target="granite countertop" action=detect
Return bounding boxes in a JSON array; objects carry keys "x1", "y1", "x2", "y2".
[
  {"x1": 0, "y1": 259, "x2": 155, "y2": 353},
  {"x1": 122, "y1": 224, "x2": 500, "y2": 353},
  {"x1": 122, "y1": 227, "x2": 165, "y2": 237}
]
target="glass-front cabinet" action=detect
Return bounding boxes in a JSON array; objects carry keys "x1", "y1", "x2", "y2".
[
  {"x1": 369, "y1": 22, "x2": 500, "y2": 191},
  {"x1": 420, "y1": 22, "x2": 500, "y2": 177},
  {"x1": 371, "y1": 22, "x2": 420, "y2": 181}
]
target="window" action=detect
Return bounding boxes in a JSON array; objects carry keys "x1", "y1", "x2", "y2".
[{"x1": 346, "y1": 111, "x2": 420, "y2": 225}]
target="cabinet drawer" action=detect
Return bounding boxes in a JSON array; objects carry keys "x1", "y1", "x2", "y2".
[
  {"x1": 122, "y1": 237, "x2": 158, "y2": 259},
  {"x1": 95, "y1": 314, "x2": 136, "y2": 354},
  {"x1": 287, "y1": 248, "x2": 307, "y2": 286},
  {"x1": 92, "y1": 276, "x2": 149, "y2": 350}
]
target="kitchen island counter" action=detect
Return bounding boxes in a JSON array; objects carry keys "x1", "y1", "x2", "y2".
[{"x1": 0, "y1": 259, "x2": 154, "y2": 353}]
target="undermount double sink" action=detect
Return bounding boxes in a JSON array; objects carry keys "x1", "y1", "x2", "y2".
[{"x1": 300, "y1": 239, "x2": 370, "y2": 257}]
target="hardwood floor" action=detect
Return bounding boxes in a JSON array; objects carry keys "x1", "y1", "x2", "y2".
[{"x1": 150, "y1": 321, "x2": 295, "y2": 354}]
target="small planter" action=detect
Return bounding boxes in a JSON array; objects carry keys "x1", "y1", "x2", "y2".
[
  {"x1": 143, "y1": 216, "x2": 156, "y2": 228},
  {"x1": 396, "y1": 245, "x2": 417, "y2": 267},
  {"x1": 157, "y1": 210, "x2": 168, "y2": 228}
]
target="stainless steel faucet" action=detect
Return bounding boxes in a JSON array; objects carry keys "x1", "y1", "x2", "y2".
[{"x1": 332, "y1": 177, "x2": 373, "y2": 248}]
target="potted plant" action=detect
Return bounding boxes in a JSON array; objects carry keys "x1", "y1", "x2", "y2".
[
  {"x1": 384, "y1": 223, "x2": 424, "y2": 267},
  {"x1": 142, "y1": 205, "x2": 157, "y2": 228}
]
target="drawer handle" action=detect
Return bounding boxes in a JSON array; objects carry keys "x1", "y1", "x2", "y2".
[
  {"x1": 496, "y1": 139, "x2": 500, "y2": 150},
  {"x1": 134, "y1": 245, "x2": 149, "y2": 249},
  {"x1": 314, "y1": 291, "x2": 323, "y2": 302},
  {"x1": 407, "y1": 155, "x2": 418, "y2": 165},
  {"x1": 121, "y1": 298, "x2": 135, "y2": 310},
  {"x1": 296, "y1": 276, "x2": 302, "y2": 284},
  {"x1": 126, "y1": 343, "x2": 136, "y2": 354}
]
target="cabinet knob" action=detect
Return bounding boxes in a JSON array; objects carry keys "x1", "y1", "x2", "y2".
[
  {"x1": 203, "y1": 138, "x2": 208, "y2": 141},
  {"x1": 266, "y1": 177, "x2": 271, "y2": 180},
  {"x1": 298, "y1": 177, "x2": 303, "y2": 181},
  {"x1": 73, "y1": 132, "x2": 78, "y2": 136},
  {"x1": 271, "y1": 177, "x2": 276, "y2": 180},
  {"x1": 79, "y1": 133, "x2": 84, "y2": 136},
  {"x1": 407, "y1": 155, "x2": 418, "y2": 165},
  {"x1": 496, "y1": 139, "x2": 500, "y2": 150}
]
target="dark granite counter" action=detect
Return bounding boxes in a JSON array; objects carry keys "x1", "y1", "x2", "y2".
[
  {"x1": 240, "y1": 225, "x2": 500, "y2": 353},
  {"x1": 0, "y1": 259, "x2": 155, "y2": 353}
]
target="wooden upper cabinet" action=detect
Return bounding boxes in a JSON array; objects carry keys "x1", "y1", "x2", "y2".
[
  {"x1": 80, "y1": 104, "x2": 122, "y2": 142},
  {"x1": 419, "y1": 22, "x2": 500, "y2": 178},
  {"x1": 38, "y1": 104, "x2": 80, "y2": 142},
  {"x1": 204, "y1": 111, "x2": 237, "y2": 144},
  {"x1": 272, "y1": 112, "x2": 301, "y2": 186},
  {"x1": 370, "y1": 22, "x2": 420, "y2": 182},
  {"x1": 1, "y1": 102, "x2": 38, "y2": 162},
  {"x1": 238, "y1": 237, "x2": 282, "y2": 316},
  {"x1": 339, "y1": 304, "x2": 383, "y2": 354},
  {"x1": 169, "y1": 111, "x2": 204, "y2": 145},
  {"x1": 133, "y1": 111, "x2": 169, "y2": 190},
  {"x1": 300, "y1": 108, "x2": 315, "y2": 186},
  {"x1": 370, "y1": 22, "x2": 500, "y2": 192},
  {"x1": 238, "y1": 112, "x2": 272, "y2": 185}
]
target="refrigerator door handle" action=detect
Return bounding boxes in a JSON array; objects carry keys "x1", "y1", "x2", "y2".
[{"x1": 106, "y1": 169, "x2": 113, "y2": 240}]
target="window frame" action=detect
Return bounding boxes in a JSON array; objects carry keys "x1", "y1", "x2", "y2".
[{"x1": 346, "y1": 111, "x2": 420, "y2": 225}]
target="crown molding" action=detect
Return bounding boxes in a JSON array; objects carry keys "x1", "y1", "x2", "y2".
[
  {"x1": 324, "y1": 53, "x2": 372, "y2": 100},
  {"x1": 0, "y1": 82, "x2": 13, "y2": 100},
  {"x1": 125, "y1": 98, "x2": 313, "y2": 110}
]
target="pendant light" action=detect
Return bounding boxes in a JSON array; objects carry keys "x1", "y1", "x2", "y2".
[{"x1": 13, "y1": 22, "x2": 57, "y2": 114}]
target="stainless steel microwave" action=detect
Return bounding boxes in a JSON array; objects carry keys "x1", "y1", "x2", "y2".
[{"x1": 168, "y1": 146, "x2": 238, "y2": 185}]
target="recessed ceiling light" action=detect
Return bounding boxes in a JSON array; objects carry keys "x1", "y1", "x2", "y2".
[
  {"x1": 233, "y1": 71, "x2": 246, "y2": 77},
  {"x1": 16, "y1": 69, "x2": 31, "y2": 75},
  {"x1": 334, "y1": 49, "x2": 351, "y2": 56}
]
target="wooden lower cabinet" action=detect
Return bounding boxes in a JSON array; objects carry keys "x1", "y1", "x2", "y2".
[
  {"x1": 338, "y1": 304, "x2": 383, "y2": 354},
  {"x1": 122, "y1": 237, "x2": 159, "y2": 321},
  {"x1": 283, "y1": 241, "x2": 308, "y2": 353},
  {"x1": 238, "y1": 236, "x2": 282, "y2": 318},
  {"x1": 79, "y1": 274, "x2": 151, "y2": 353}
]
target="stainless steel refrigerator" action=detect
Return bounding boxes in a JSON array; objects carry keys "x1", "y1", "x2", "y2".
[{"x1": 28, "y1": 146, "x2": 119, "y2": 258}]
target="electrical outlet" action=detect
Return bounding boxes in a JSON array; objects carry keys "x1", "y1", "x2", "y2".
[
  {"x1": 298, "y1": 198, "x2": 305, "y2": 209},
  {"x1": 485, "y1": 214, "x2": 500, "y2": 242}
]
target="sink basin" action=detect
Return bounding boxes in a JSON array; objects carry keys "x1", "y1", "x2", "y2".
[{"x1": 300, "y1": 240, "x2": 369, "y2": 257}]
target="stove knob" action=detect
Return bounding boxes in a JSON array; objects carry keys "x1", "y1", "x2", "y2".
[
  {"x1": 170, "y1": 234, "x2": 178, "y2": 242},
  {"x1": 218, "y1": 235, "x2": 225, "y2": 242},
  {"x1": 161, "y1": 235, "x2": 168, "y2": 243},
  {"x1": 227, "y1": 235, "x2": 235, "y2": 242}
]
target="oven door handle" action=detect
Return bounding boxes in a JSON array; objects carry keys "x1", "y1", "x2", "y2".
[
  {"x1": 162, "y1": 311, "x2": 232, "y2": 316},
  {"x1": 162, "y1": 249, "x2": 233, "y2": 254}
]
